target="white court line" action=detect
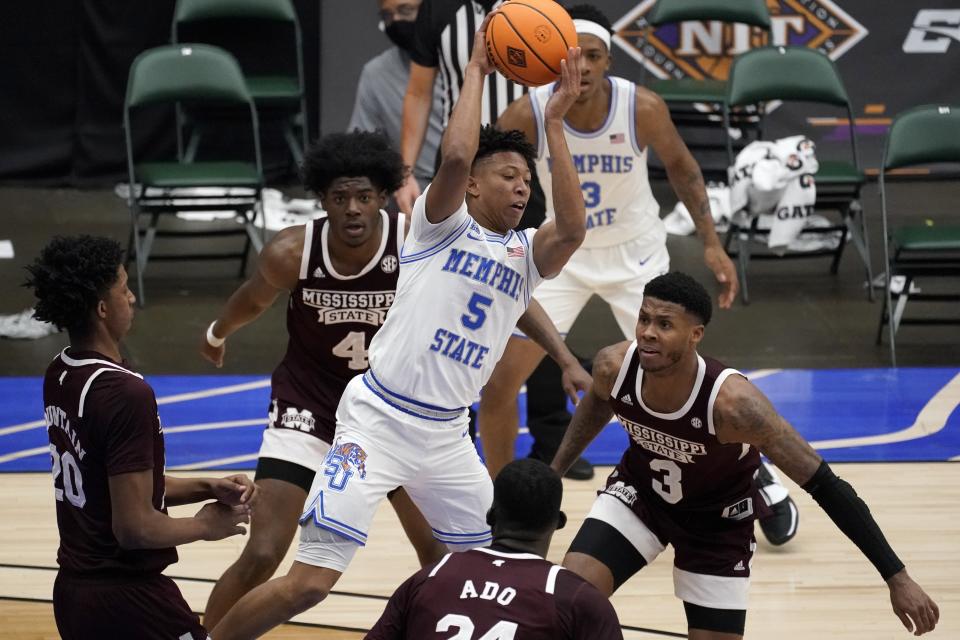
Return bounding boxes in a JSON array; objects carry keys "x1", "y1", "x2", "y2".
[
  {"x1": 949, "y1": 454, "x2": 960, "y2": 461},
  {"x1": 0, "y1": 420, "x2": 45, "y2": 437},
  {"x1": 0, "y1": 378, "x2": 271, "y2": 437},
  {"x1": 170, "y1": 452, "x2": 260, "y2": 470},
  {"x1": 811, "y1": 372, "x2": 960, "y2": 450},
  {"x1": 746, "y1": 368, "x2": 782, "y2": 381},
  {"x1": 0, "y1": 445, "x2": 48, "y2": 464},
  {"x1": 0, "y1": 419, "x2": 266, "y2": 465},
  {"x1": 165, "y1": 418, "x2": 265, "y2": 435},
  {"x1": 155, "y1": 379, "x2": 271, "y2": 406}
]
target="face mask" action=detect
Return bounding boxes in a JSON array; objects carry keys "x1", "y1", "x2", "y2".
[{"x1": 384, "y1": 20, "x2": 417, "y2": 52}]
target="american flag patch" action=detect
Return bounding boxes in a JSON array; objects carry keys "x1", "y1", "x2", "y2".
[
  {"x1": 506, "y1": 245, "x2": 525, "y2": 258},
  {"x1": 609, "y1": 133, "x2": 625, "y2": 144}
]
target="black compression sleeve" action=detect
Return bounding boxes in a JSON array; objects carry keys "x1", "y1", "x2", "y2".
[{"x1": 802, "y1": 461, "x2": 905, "y2": 580}]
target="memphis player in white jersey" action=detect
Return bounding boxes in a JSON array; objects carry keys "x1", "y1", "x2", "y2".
[{"x1": 209, "y1": 16, "x2": 588, "y2": 640}]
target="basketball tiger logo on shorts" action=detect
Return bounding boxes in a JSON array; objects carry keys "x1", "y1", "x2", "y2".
[{"x1": 322, "y1": 440, "x2": 368, "y2": 492}]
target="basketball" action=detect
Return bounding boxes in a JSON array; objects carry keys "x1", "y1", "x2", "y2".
[{"x1": 485, "y1": 0, "x2": 577, "y2": 87}]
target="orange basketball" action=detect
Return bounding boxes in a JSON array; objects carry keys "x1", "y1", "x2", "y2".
[{"x1": 485, "y1": 0, "x2": 577, "y2": 87}]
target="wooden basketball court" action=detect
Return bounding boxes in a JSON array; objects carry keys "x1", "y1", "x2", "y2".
[{"x1": 2, "y1": 462, "x2": 957, "y2": 638}]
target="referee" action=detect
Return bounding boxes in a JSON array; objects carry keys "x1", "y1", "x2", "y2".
[{"x1": 396, "y1": 0, "x2": 527, "y2": 211}]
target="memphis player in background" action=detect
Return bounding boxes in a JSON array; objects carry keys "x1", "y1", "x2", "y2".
[
  {"x1": 478, "y1": 4, "x2": 802, "y2": 547},
  {"x1": 209, "y1": 16, "x2": 589, "y2": 639}
]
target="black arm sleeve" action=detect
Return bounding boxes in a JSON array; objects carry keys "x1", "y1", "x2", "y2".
[{"x1": 802, "y1": 461, "x2": 905, "y2": 580}]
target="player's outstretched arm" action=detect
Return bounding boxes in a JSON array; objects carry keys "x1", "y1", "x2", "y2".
[
  {"x1": 550, "y1": 342, "x2": 627, "y2": 476},
  {"x1": 109, "y1": 471, "x2": 250, "y2": 549},
  {"x1": 516, "y1": 299, "x2": 591, "y2": 405},
  {"x1": 425, "y1": 15, "x2": 494, "y2": 225},
  {"x1": 201, "y1": 226, "x2": 302, "y2": 368},
  {"x1": 396, "y1": 62, "x2": 438, "y2": 213},
  {"x1": 714, "y1": 376, "x2": 940, "y2": 636},
  {"x1": 532, "y1": 47, "x2": 585, "y2": 279},
  {"x1": 635, "y1": 89, "x2": 737, "y2": 309}
]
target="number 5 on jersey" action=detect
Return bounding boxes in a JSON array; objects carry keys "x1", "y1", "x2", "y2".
[{"x1": 462, "y1": 293, "x2": 493, "y2": 330}]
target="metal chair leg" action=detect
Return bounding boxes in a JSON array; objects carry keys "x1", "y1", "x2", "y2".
[{"x1": 130, "y1": 206, "x2": 146, "y2": 308}]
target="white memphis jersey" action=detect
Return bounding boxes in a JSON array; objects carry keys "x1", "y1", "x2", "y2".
[
  {"x1": 530, "y1": 76, "x2": 664, "y2": 250},
  {"x1": 366, "y1": 186, "x2": 544, "y2": 415}
]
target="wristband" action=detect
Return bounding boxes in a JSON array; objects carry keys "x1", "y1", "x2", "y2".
[
  {"x1": 206, "y1": 321, "x2": 225, "y2": 348},
  {"x1": 803, "y1": 461, "x2": 905, "y2": 580}
]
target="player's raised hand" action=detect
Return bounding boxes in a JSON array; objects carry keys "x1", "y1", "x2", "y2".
[
  {"x1": 196, "y1": 501, "x2": 251, "y2": 541},
  {"x1": 887, "y1": 570, "x2": 939, "y2": 635},
  {"x1": 544, "y1": 47, "x2": 583, "y2": 122},
  {"x1": 560, "y1": 360, "x2": 592, "y2": 407},
  {"x1": 703, "y1": 243, "x2": 738, "y2": 309},
  {"x1": 394, "y1": 173, "x2": 421, "y2": 214},
  {"x1": 200, "y1": 331, "x2": 226, "y2": 368},
  {"x1": 210, "y1": 474, "x2": 258, "y2": 509},
  {"x1": 470, "y1": 13, "x2": 496, "y2": 75}
]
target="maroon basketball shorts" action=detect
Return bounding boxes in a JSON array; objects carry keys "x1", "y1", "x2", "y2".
[
  {"x1": 573, "y1": 464, "x2": 762, "y2": 610},
  {"x1": 257, "y1": 397, "x2": 333, "y2": 489},
  {"x1": 53, "y1": 570, "x2": 207, "y2": 639}
]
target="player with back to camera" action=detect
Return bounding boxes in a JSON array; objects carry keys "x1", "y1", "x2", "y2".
[
  {"x1": 551, "y1": 271, "x2": 940, "y2": 639},
  {"x1": 200, "y1": 130, "x2": 449, "y2": 629},
  {"x1": 366, "y1": 458, "x2": 624, "y2": 639},
  {"x1": 25, "y1": 235, "x2": 257, "y2": 640},
  {"x1": 210, "y1": 15, "x2": 590, "y2": 639}
]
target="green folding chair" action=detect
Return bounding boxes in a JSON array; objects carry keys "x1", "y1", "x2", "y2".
[
  {"x1": 644, "y1": 0, "x2": 771, "y2": 105},
  {"x1": 722, "y1": 45, "x2": 872, "y2": 304},
  {"x1": 173, "y1": 0, "x2": 307, "y2": 165},
  {"x1": 638, "y1": 0, "x2": 771, "y2": 178},
  {"x1": 124, "y1": 44, "x2": 264, "y2": 306},
  {"x1": 877, "y1": 104, "x2": 960, "y2": 365}
]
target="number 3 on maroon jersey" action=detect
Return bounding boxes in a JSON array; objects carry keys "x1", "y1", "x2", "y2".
[{"x1": 650, "y1": 458, "x2": 683, "y2": 504}]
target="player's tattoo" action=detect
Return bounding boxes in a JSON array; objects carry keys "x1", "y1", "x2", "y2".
[{"x1": 717, "y1": 382, "x2": 821, "y2": 484}]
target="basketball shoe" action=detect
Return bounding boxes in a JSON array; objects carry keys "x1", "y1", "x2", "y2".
[{"x1": 756, "y1": 462, "x2": 799, "y2": 545}]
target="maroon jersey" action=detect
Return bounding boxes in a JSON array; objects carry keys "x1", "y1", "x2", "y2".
[
  {"x1": 271, "y1": 211, "x2": 403, "y2": 443},
  {"x1": 43, "y1": 348, "x2": 176, "y2": 574},
  {"x1": 608, "y1": 343, "x2": 766, "y2": 521},
  {"x1": 367, "y1": 546, "x2": 623, "y2": 640}
]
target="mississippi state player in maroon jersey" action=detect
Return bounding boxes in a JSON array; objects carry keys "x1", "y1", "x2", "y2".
[
  {"x1": 551, "y1": 272, "x2": 939, "y2": 638},
  {"x1": 25, "y1": 236, "x2": 256, "y2": 640},
  {"x1": 367, "y1": 458, "x2": 622, "y2": 640}
]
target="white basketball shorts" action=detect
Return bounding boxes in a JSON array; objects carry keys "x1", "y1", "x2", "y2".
[
  {"x1": 296, "y1": 374, "x2": 493, "y2": 572},
  {"x1": 529, "y1": 236, "x2": 669, "y2": 339}
]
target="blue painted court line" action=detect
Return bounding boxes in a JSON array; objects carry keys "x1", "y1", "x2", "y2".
[{"x1": 2, "y1": 368, "x2": 958, "y2": 471}]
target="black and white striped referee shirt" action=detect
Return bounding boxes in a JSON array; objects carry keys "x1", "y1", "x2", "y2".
[{"x1": 411, "y1": 0, "x2": 528, "y2": 126}]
